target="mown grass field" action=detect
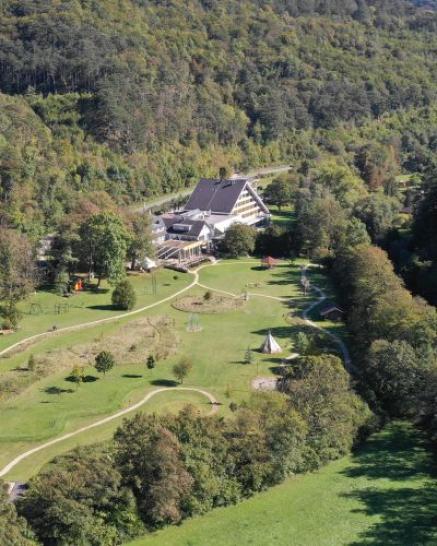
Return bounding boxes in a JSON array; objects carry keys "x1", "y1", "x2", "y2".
[
  {"x1": 1, "y1": 258, "x2": 323, "y2": 480},
  {"x1": 0, "y1": 268, "x2": 191, "y2": 354},
  {"x1": 0, "y1": 199, "x2": 348, "y2": 482},
  {"x1": 126, "y1": 422, "x2": 437, "y2": 546}
]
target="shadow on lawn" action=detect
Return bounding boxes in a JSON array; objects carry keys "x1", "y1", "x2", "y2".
[
  {"x1": 44, "y1": 386, "x2": 75, "y2": 395},
  {"x1": 122, "y1": 374, "x2": 143, "y2": 379},
  {"x1": 88, "y1": 287, "x2": 110, "y2": 294},
  {"x1": 150, "y1": 379, "x2": 179, "y2": 387},
  {"x1": 252, "y1": 325, "x2": 292, "y2": 340},
  {"x1": 82, "y1": 375, "x2": 99, "y2": 382},
  {"x1": 64, "y1": 374, "x2": 99, "y2": 383},
  {"x1": 341, "y1": 422, "x2": 437, "y2": 545},
  {"x1": 267, "y1": 266, "x2": 301, "y2": 287},
  {"x1": 87, "y1": 304, "x2": 117, "y2": 311}
]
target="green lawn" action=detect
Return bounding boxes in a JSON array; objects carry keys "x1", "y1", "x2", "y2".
[
  {"x1": 125, "y1": 422, "x2": 437, "y2": 546},
  {"x1": 0, "y1": 268, "x2": 191, "y2": 354},
  {"x1": 0, "y1": 260, "x2": 304, "y2": 480},
  {"x1": 269, "y1": 205, "x2": 296, "y2": 228},
  {"x1": 199, "y1": 259, "x2": 300, "y2": 299},
  {"x1": 0, "y1": 259, "x2": 356, "y2": 481},
  {"x1": 1, "y1": 388, "x2": 215, "y2": 481}
]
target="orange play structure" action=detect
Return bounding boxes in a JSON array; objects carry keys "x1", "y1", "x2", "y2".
[{"x1": 74, "y1": 279, "x2": 84, "y2": 291}]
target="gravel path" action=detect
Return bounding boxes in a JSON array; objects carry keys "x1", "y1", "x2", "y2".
[
  {"x1": 301, "y1": 265, "x2": 354, "y2": 372},
  {"x1": 0, "y1": 259, "x2": 352, "y2": 480},
  {"x1": 0, "y1": 270, "x2": 200, "y2": 358},
  {"x1": 0, "y1": 386, "x2": 218, "y2": 479}
]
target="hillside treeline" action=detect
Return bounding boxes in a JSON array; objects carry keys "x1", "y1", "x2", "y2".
[
  {"x1": 3, "y1": 356, "x2": 369, "y2": 545},
  {"x1": 0, "y1": 0, "x2": 436, "y2": 235},
  {"x1": 280, "y1": 154, "x2": 437, "y2": 442},
  {"x1": 386, "y1": 168, "x2": 437, "y2": 306}
]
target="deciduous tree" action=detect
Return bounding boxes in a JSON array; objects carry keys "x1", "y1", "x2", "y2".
[
  {"x1": 0, "y1": 229, "x2": 36, "y2": 328},
  {"x1": 173, "y1": 357, "x2": 193, "y2": 384},
  {"x1": 221, "y1": 224, "x2": 256, "y2": 258},
  {"x1": 79, "y1": 213, "x2": 129, "y2": 286},
  {"x1": 95, "y1": 351, "x2": 115, "y2": 376},
  {"x1": 115, "y1": 415, "x2": 193, "y2": 526}
]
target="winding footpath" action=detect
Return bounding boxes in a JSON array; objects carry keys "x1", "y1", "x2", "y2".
[
  {"x1": 0, "y1": 386, "x2": 218, "y2": 478},
  {"x1": 0, "y1": 259, "x2": 353, "y2": 480},
  {"x1": 198, "y1": 262, "x2": 353, "y2": 371},
  {"x1": 301, "y1": 265, "x2": 354, "y2": 373},
  {"x1": 0, "y1": 269, "x2": 200, "y2": 359}
]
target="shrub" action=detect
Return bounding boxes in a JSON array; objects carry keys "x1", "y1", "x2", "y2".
[
  {"x1": 0, "y1": 303, "x2": 22, "y2": 329},
  {"x1": 1, "y1": 318, "x2": 14, "y2": 331},
  {"x1": 112, "y1": 280, "x2": 137, "y2": 310},
  {"x1": 146, "y1": 355, "x2": 156, "y2": 369},
  {"x1": 27, "y1": 354, "x2": 36, "y2": 372},
  {"x1": 95, "y1": 351, "x2": 115, "y2": 375},
  {"x1": 172, "y1": 357, "x2": 192, "y2": 384},
  {"x1": 203, "y1": 290, "x2": 212, "y2": 301},
  {"x1": 229, "y1": 402, "x2": 238, "y2": 412}
]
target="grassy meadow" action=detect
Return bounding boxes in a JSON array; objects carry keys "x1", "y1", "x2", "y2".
[
  {"x1": 0, "y1": 268, "x2": 191, "y2": 354},
  {"x1": 126, "y1": 422, "x2": 437, "y2": 546},
  {"x1": 1, "y1": 258, "x2": 328, "y2": 480}
]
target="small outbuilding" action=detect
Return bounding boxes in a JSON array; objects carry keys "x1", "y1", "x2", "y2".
[
  {"x1": 260, "y1": 331, "x2": 282, "y2": 354},
  {"x1": 320, "y1": 305, "x2": 344, "y2": 322}
]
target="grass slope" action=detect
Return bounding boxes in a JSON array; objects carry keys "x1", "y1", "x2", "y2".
[
  {"x1": 0, "y1": 269, "x2": 190, "y2": 354},
  {"x1": 0, "y1": 249, "x2": 348, "y2": 481},
  {"x1": 126, "y1": 422, "x2": 437, "y2": 546},
  {"x1": 0, "y1": 260, "x2": 298, "y2": 479}
]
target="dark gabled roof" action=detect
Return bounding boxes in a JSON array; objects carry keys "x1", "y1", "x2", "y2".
[
  {"x1": 163, "y1": 215, "x2": 208, "y2": 238},
  {"x1": 184, "y1": 178, "x2": 248, "y2": 214}
]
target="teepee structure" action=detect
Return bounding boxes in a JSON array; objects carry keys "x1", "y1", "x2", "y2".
[{"x1": 260, "y1": 331, "x2": 282, "y2": 354}]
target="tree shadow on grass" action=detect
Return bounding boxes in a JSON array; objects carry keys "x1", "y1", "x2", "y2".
[
  {"x1": 44, "y1": 386, "x2": 74, "y2": 395},
  {"x1": 88, "y1": 287, "x2": 110, "y2": 294},
  {"x1": 345, "y1": 484, "x2": 437, "y2": 545},
  {"x1": 264, "y1": 356, "x2": 284, "y2": 364},
  {"x1": 122, "y1": 374, "x2": 143, "y2": 379},
  {"x1": 64, "y1": 374, "x2": 99, "y2": 383},
  {"x1": 269, "y1": 365, "x2": 288, "y2": 376},
  {"x1": 251, "y1": 325, "x2": 293, "y2": 340},
  {"x1": 87, "y1": 304, "x2": 117, "y2": 311},
  {"x1": 150, "y1": 379, "x2": 179, "y2": 387},
  {"x1": 82, "y1": 375, "x2": 99, "y2": 383},
  {"x1": 341, "y1": 423, "x2": 437, "y2": 545},
  {"x1": 344, "y1": 423, "x2": 434, "y2": 482},
  {"x1": 266, "y1": 266, "x2": 301, "y2": 286}
]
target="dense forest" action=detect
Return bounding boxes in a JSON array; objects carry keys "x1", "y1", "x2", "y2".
[{"x1": 0, "y1": 0, "x2": 436, "y2": 236}]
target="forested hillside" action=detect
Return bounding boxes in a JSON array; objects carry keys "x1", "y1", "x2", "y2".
[{"x1": 0, "y1": 0, "x2": 436, "y2": 236}]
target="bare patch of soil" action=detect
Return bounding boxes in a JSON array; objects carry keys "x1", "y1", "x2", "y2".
[
  {"x1": 173, "y1": 294, "x2": 244, "y2": 314},
  {"x1": 251, "y1": 376, "x2": 278, "y2": 391}
]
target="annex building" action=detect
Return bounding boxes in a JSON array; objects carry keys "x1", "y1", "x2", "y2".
[{"x1": 151, "y1": 177, "x2": 270, "y2": 268}]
